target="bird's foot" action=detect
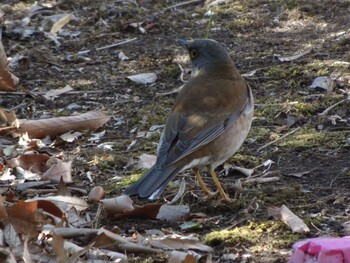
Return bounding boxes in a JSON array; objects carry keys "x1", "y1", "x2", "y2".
[
  {"x1": 218, "y1": 195, "x2": 234, "y2": 203},
  {"x1": 202, "y1": 190, "x2": 218, "y2": 201}
]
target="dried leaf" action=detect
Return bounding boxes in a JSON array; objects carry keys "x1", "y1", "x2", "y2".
[
  {"x1": 17, "y1": 111, "x2": 110, "y2": 139},
  {"x1": 150, "y1": 234, "x2": 213, "y2": 252},
  {"x1": 8, "y1": 153, "x2": 50, "y2": 174},
  {"x1": 30, "y1": 196, "x2": 88, "y2": 212},
  {"x1": 168, "y1": 251, "x2": 196, "y2": 263},
  {"x1": 127, "y1": 73, "x2": 157, "y2": 84},
  {"x1": 43, "y1": 85, "x2": 73, "y2": 100},
  {"x1": 42, "y1": 159, "x2": 72, "y2": 183},
  {"x1": 0, "y1": 108, "x2": 19, "y2": 127},
  {"x1": 0, "y1": 40, "x2": 18, "y2": 92},
  {"x1": 268, "y1": 205, "x2": 310, "y2": 233},
  {"x1": 135, "y1": 153, "x2": 156, "y2": 170},
  {"x1": 274, "y1": 47, "x2": 312, "y2": 62},
  {"x1": 50, "y1": 14, "x2": 72, "y2": 35},
  {"x1": 156, "y1": 205, "x2": 190, "y2": 222}
]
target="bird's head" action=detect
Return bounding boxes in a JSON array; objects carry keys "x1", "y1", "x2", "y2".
[{"x1": 177, "y1": 39, "x2": 233, "y2": 75}]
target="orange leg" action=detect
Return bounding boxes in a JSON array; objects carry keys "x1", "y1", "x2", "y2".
[
  {"x1": 207, "y1": 167, "x2": 231, "y2": 202},
  {"x1": 193, "y1": 168, "x2": 215, "y2": 197}
]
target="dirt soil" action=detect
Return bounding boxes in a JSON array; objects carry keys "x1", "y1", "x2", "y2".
[{"x1": 1, "y1": 0, "x2": 350, "y2": 262}]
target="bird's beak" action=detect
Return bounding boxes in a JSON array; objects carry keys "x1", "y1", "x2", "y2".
[{"x1": 176, "y1": 39, "x2": 189, "y2": 49}]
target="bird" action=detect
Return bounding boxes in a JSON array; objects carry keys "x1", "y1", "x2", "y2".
[{"x1": 123, "y1": 39, "x2": 254, "y2": 201}]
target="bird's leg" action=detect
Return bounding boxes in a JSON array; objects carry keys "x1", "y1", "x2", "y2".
[
  {"x1": 207, "y1": 167, "x2": 231, "y2": 202},
  {"x1": 192, "y1": 168, "x2": 215, "y2": 197}
]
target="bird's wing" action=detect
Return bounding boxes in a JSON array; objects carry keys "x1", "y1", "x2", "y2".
[{"x1": 156, "y1": 78, "x2": 252, "y2": 167}]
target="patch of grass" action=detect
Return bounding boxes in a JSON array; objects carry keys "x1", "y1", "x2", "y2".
[
  {"x1": 279, "y1": 130, "x2": 349, "y2": 150},
  {"x1": 204, "y1": 220, "x2": 300, "y2": 251}
]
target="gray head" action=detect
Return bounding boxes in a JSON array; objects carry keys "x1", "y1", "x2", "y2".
[{"x1": 177, "y1": 39, "x2": 233, "y2": 72}]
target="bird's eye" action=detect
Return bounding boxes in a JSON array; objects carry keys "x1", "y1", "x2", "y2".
[{"x1": 190, "y1": 49, "x2": 198, "y2": 58}]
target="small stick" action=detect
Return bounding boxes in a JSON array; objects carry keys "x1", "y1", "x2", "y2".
[
  {"x1": 163, "y1": 0, "x2": 203, "y2": 12},
  {"x1": 319, "y1": 97, "x2": 349, "y2": 116},
  {"x1": 156, "y1": 85, "x2": 184, "y2": 97},
  {"x1": 257, "y1": 127, "x2": 301, "y2": 152},
  {"x1": 77, "y1": 37, "x2": 138, "y2": 56},
  {"x1": 242, "y1": 176, "x2": 279, "y2": 184},
  {"x1": 0, "y1": 90, "x2": 107, "y2": 96}
]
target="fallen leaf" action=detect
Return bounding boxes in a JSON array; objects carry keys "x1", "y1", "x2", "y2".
[
  {"x1": 274, "y1": 47, "x2": 312, "y2": 62},
  {"x1": 156, "y1": 205, "x2": 190, "y2": 222},
  {"x1": 168, "y1": 251, "x2": 196, "y2": 263},
  {"x1": 135, "y1": 153, "x2": 156, "y2": 170},
  {"x1": 268, "y1": 205, "x2": 310, "y2": 233},
  {"x1": 17, "y1": 111, "x2": 110, "y2": 139},
  {"x1": 43, "y1": 85, "x2": 73, "y2": 100},
  {"x1": 127, "y1": 73, "x2": 157, "y2": 84}
]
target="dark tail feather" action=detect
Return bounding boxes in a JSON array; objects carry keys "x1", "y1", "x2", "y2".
[{"x1": 123, "y1": 165, "x2": 181, "y2": 199}]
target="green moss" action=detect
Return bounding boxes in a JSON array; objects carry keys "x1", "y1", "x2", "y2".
[
  {"x1": 279, "y1": 130, "x2": 349, "y2": 150},
  {"x1": 204, "y1": 220, "x2": 300, "y2": 251},
  {"x1": 118, "y1": 172, "x2": 144, "y2": 187}
]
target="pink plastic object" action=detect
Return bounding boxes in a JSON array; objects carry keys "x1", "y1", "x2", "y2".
[{"x1": 288, "y1": 237, "x2": 350, "y2": 263}]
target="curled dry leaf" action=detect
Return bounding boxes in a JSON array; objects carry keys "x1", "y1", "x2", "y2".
[
  {"x1": 17, "y1": 111, "x2": 110, "y2": 139},
  {"x1": 102, "y1": 195, "x2": 134, "y2": 216},
  {"x1": 88, "y1": 186, "x2": 105, "y2": 203},
  {"x1": 104, "y1": 195, "x2": 190, "y2": 222}
]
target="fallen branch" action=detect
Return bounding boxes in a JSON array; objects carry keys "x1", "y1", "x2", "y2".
[{"x1": 257, "y1": 127, "x2": 301, "y2": 152}]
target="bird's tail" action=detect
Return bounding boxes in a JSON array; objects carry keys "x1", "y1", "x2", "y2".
[{"x1": 123, "y1": 165, "x2": 181, "y2": 199}]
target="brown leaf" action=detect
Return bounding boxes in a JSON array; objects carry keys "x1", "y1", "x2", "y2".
[
  {"x1": 0, "y1": 41, "x2": 18, "y2": 92},
  {"x1": 0, "y1": 108, "x2": 19, "y2": 127},
  {"x1": 168, "y1": 251, "x2": 196, "y2": 263},
  {"x1": 8, "y1": 153, "x2": 50, "y2": 174},
  {"x1": 6, "y1": 201, "x2": 50, "y2": 237},
  {"x1": 51, "y1": 234, "x2": 68, "y2": 263},
  {"x1": 17, "y1": 111, "x2": 110, "y2": 139},
  {"x1": 42, "y1": 159, "x2": 72, "y2": 183}
]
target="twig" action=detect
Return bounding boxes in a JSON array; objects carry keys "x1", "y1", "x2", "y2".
[
  {"x1": 156, "y1": 85, "x2": 184, "y2": 97},
  {"x1": 0, "y1": 90, "x2": 107, "y2": 96},
  {"x1": 319, "y1": 97, "x2": 349, "y2": 116},
  {"x1": 77, "y1": 37, "x2": 138, "y2": 56},
  {"x1": 162, "y1": 0, "x2": 203, "y2": 12},
  {"x1": 241, "y1": 176, "x2": 280, "y2": 184},
  {"x1": 257, "y1": 127, "x2": 301, "y2": 152}
]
